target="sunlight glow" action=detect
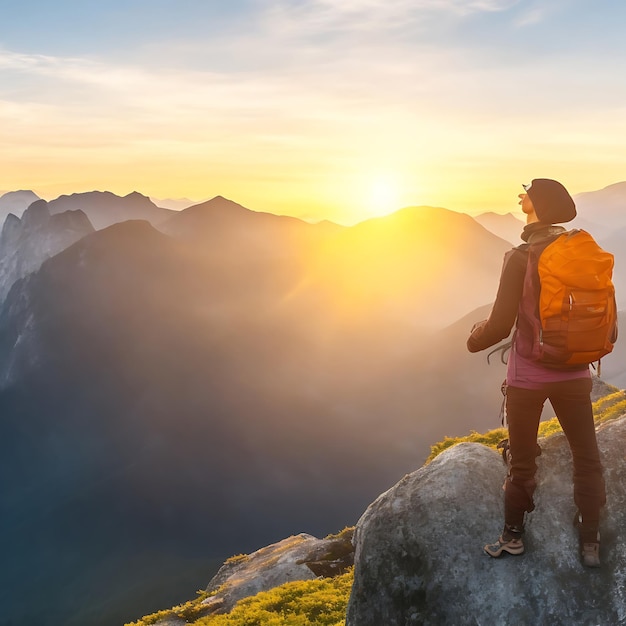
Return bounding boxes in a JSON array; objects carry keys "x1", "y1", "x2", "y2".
[
  {"x1": 358, "y1": 172, "x2": 409, "y2": 221},
  {"x1": 369, "y1": 176, "x2": 400, "y2": 215}
]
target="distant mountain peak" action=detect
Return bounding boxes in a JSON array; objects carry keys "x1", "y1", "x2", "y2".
[
  {"x1": 0, "y1": 189, "x2": 39, "y2": 198},
  {"x1": 474, "y1": 211, "x2": 525, "y2": 245},
  {"x1": 124, "y1": 191, "x2": 151, "y2": 201},
  {"x1": 46, "y1": 191, "x2": 172, "y2": 230},
  {"x1": 0, "y1": 190, "x2": 41, "y2": 221},
  {"x1": 150, "y1": 196, "x2": 201, "y2": 211},
  {"x1": 172, "y1": 196, "x2": 269, "y2": 222},
  {"x1": 21, "y1": 199, "x2": 51, "y2": 228},
  {"x1": 205, "y1": 195, "x2": 250, "y2": 210}
]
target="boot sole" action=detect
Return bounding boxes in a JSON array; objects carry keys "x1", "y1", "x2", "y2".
[{"x1": 484, "y1": 543, "x2": 525, "y2": 557}]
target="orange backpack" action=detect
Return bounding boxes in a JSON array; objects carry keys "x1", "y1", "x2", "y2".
[{"x1": 516, "y1": 229, "x2": 618, "y2": 368}]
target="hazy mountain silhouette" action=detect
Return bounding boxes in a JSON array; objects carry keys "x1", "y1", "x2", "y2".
[
  {"x1": 474, "y1": 211, "x2": 525, "y2": 244},
  {"x1": 159, "y1": 199, "x2": 512, "y2": 329},
  {"x1": 573, "y1": 181, "x2": 626, "y2": 237},
  {"x1": 599, "y1": 226, "x2": 626, "y2": 310},
  {"x1": 0, "y1": 189, "x2": 41, "y2": 223},
  {"x1": 575, "y1": 181, "x2": 626, "y2": 216},
  {"x1": 150, "y1": 196, "x2": 200, "y2": 211},
  {"x1": 46, "y1": 190, "x2": 175, "y2": 229},
  {"x1": 593, "y1": 311, "x2": 626, "y2": 387},
  {"x1": 158, "y1": 194, "x2": 342, "y2": 259}
]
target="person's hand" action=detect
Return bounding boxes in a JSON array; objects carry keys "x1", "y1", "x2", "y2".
[{"x1": 470, "y1": 320, "x2": 487, "y2": 334}]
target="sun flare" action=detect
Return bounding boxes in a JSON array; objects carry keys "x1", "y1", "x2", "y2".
[{"x1": 362, "y1": 173, "x2": 404, "y2": 220}]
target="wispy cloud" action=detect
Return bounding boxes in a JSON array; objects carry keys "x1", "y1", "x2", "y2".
[
  {"x1": 273, "y1": 0, "x2": 520, "y2": 21},
  {"x1": 260, "y1": 0, "x2": 520, "y2": 42},
  {"x1": 513, "y1": 3, "x2": 550, "y2": 27}
]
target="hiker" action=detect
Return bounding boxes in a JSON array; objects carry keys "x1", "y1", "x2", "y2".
[{"x1": 467, "y1": 178, "x2": 607, "y2": 567}]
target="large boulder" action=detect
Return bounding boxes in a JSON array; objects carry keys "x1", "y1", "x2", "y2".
[{"x1": 347, "y1": 415, "x2": 626, "y2": 626}]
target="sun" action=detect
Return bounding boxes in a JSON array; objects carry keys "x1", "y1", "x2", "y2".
[
  {"x1": 330, "y1": 169, "x2": 412, "y2": 224},
  {"x1": 363, "y1": 173, "x2": 404, "y2": 220}
]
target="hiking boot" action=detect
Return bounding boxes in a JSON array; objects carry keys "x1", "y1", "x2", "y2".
[
  {"x1": 581, "y1": 542, "x2": 601, "y2": 568},
  {"x1": 484, "y1": 534, "x2": 525, "y2": 558}
]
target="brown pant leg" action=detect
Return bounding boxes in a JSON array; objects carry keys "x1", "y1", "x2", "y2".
[
  {"x1": 548, "y1": 378, "x2": 606, "y2": 529},
  {"x1": 504, "y1": 385, "x2": 546, "y2": 528}
]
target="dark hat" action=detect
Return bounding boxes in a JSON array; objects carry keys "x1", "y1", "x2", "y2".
[{"x1": 522, "y1": 179, "x2": 576, "y2": 224}]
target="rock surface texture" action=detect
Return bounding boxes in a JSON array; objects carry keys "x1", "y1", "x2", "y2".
[
  {"x1": 0, "y1": 200, "x2": 94, "y2": 303},
  {"x1": 347, "y1": 416, "x2": 626, "y2": 626},
  {"x1": 199, "y1": 531, "x2": 354, "y2": 616}
]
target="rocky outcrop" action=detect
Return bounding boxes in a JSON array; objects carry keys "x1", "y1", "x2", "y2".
[
  {"x1": 199, "y1": 530, "x2": 354, "y2": 616},
  {"x1": 0, "y1": 199, "x2": 94, "y2": 303},
  {"x1": 346, "y1": 415, "x2": 626, "y2": 626},
  {"x1": 148, "y1": 530, "x2": 354, "y2": 624}
]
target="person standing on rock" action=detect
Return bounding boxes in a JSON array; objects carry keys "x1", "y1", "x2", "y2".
[{"x1": 466, "y1": 179, "x2": 607, "y2": 567}]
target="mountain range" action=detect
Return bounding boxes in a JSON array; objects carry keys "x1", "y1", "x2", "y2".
[{"x1": 0, "y1": 183, "x2": 624, "y2": 625}]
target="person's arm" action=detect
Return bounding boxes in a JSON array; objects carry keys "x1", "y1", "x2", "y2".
[{"x1": 467, "y1": 246, "x2": 527, "y2": 352}]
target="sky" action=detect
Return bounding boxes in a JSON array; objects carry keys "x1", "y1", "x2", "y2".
[{"x1": 2, "y1": 0, "x2": 626, "y2": 224}]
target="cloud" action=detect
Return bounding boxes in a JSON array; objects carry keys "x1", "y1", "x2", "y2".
[
  {"x1": 0, "y1": 45, "x2": 374, "y2": 161},
  {"x1": 0, "y1": 0, "x2": 527, "y2": 127},
  {"x1": 513, "y1": 5, "x2": 549, "y2": 26},
  {"x1": 262, "y1": 0, "x2": 521, "y2": 30},
  {"x1": 279, "y1": 0, "x2": 520, "y2": 20}
]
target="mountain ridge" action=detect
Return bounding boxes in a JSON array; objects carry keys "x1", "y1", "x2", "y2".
[{"x1": 46, "y1": 190, "x2": 175, "y2": 229}]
